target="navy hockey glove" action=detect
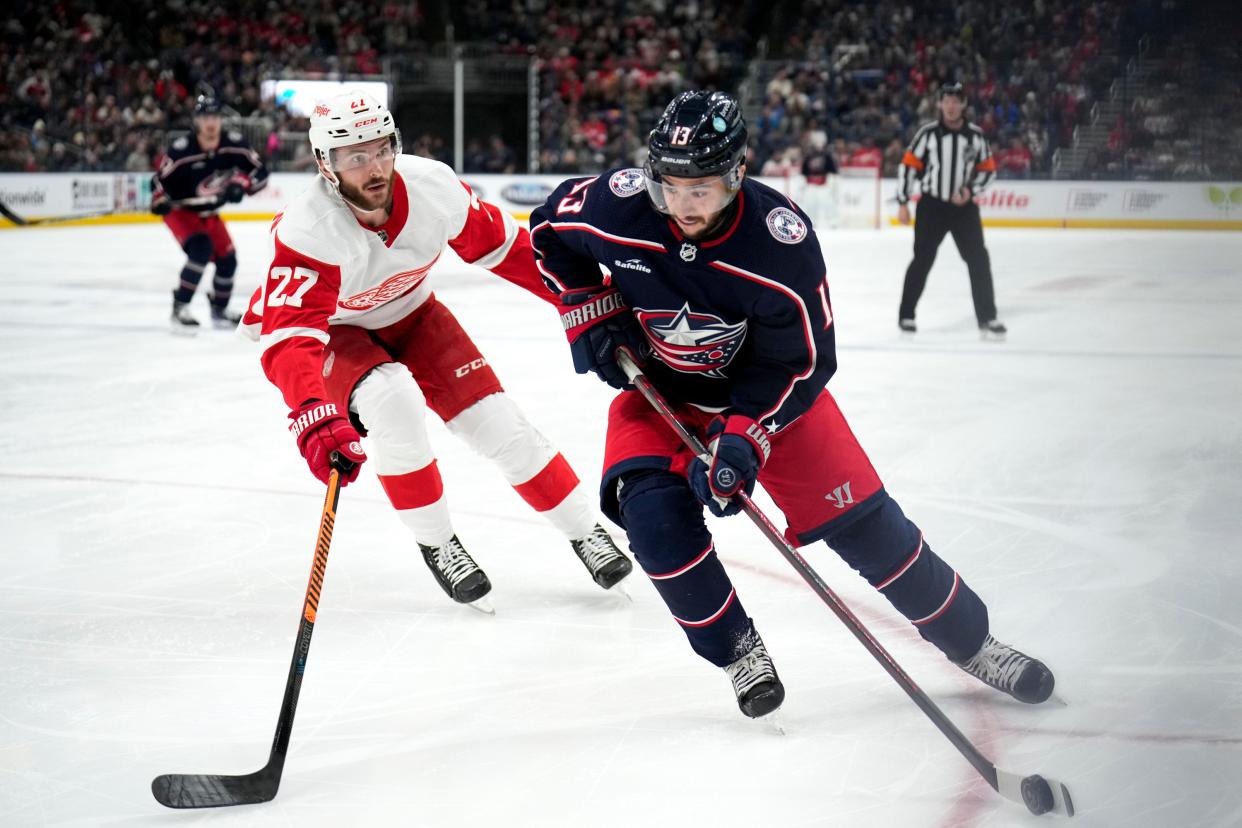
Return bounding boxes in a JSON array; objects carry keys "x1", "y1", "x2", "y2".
[
  {"x1": 150, "y1": 194, "x2": 172, "y2": 216},
  {"x1": 687, "y1": 415, "x2": 771, "y2": 517},
  {"x1": 224, "y1": 181, "x2": 247, "y2": 204},
  {"x1": 558, "y1": 286, "x2": 648, "y2": 390},
  {"x1": 288, "y1": 399, "x2": 367, "y2": 486}
]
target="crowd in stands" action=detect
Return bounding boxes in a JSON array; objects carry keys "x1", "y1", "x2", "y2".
[
  {"x1": 455, "y1": 0, "x2": 763, "y2": 174},
  {"x1": 2, "y1": 0, "x2": 1232, "y2": 181},
  {"x1": 1, "y1": 0, "x2": 422, "y2": 172}
]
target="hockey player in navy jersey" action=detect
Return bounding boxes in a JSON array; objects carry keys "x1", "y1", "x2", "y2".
[
  {"x1": 152, "y1": 95, "x2": 269, "y2": 334},
  {"x1": 531, "y1": 90, "x2": 1055, "y2": 718}
]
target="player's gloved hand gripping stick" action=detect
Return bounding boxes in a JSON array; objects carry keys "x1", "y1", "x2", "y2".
[
  {"x1": 151, "y1": 452, "x2": 356, "y2": 808},
  {"x1": 614, "y1": 346, "x2": 1075, "y2": 819}
]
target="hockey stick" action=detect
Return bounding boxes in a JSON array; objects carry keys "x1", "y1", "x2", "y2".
[
  {"x1": 614, "y1": 348, "x2": 1075, "y2": 818},
  {"x1": 151, "y1": 456, "x2": 350, "y2": 808},
  {"x1": 0, "y1": 195, "x2": 221, "y2": 227}
]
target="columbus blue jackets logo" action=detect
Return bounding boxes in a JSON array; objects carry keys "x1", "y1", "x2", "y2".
[
  {"x1": 635, "y1": 303, "x2": 747, "y2": 377},
  {"x1": 766, "y1": 207, "x2": 808, "y2": 244},
  {"x1": 609, "y1": 168, "x2": 646, "y2": 197}
]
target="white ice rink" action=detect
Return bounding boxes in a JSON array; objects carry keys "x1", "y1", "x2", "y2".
[{"x1": 1, "y1": 220, "x2": 1240, "y2": 827}]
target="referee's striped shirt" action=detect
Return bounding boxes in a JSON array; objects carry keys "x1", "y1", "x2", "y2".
[{"x1": 896, "y1": 120, "x2": 997, "y2": 205}]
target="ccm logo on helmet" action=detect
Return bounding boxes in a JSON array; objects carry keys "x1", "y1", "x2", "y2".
[{"x1": 354, "y1": 117, "x2": 378, "y2": 128}]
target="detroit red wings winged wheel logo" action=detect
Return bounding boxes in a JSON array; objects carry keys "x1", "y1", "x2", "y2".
[
  {"x1": 634, "y1": 303, "x2": 748, "y2": 378},
  {"x1": 339, "y1": 255, "x2": 441, "y2": 310}
]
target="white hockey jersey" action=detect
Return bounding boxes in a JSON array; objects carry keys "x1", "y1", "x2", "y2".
[{"x1": 241, "y1": 154, "x2": 547, "y2": 409}]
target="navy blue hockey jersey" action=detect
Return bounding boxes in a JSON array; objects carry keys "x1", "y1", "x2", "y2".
[
  {"x1": 152, "y1": 129, "x2": 269, "y2": 212},
  {"x1": 530, "y1": 169, "x2": 836, "y2": 434}
]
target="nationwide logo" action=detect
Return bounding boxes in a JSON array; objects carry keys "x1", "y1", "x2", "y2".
[
  {"x1": 501, "y1": 182, "x2": 554, "y2": 205},
  {"x1": 634, "y1": 302, "x2": 747, "y2": 378},
  {"x1": 613, "y1": 258, "x2": 651, "y2": 274},
  {"x1": 339, "y1": 255, "x2": 440, "y2": 310}
]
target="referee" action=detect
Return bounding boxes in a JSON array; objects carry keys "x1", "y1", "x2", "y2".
[{"x1": 896, "y1": 82, "x2": 1006, "y2": 339}]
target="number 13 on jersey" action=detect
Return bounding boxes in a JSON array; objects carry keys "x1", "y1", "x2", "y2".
[{"x1": 267, "y1": 265, "x2": 319, "y2": 307}]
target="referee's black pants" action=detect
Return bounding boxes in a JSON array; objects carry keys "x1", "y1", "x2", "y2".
[{"x1": 898, "y1": 196, "x2": 997, "y2": 325}]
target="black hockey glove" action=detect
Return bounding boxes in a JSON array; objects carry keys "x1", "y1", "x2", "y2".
[
  {"x1": 688, "y1": 415, "x2": 770, "y2": 517},
  {"x1": 224, "y1": 182, "x2": 246, "y2": 204},
  {"x1": 150, "y1": 195, "x2": 172, "y2": 216},
  {"x1": 558, "y1": 286, "x2": 649, "y2": 390}
]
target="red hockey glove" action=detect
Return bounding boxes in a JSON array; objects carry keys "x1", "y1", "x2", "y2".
[
  {"x1": 687, "y1": 415, "x2": 771, "y2": 517},
  {"x1": 558, "y1": 286, "x2": 649, "y2": 389},
  {"x1": 288, "y1": 400, "x2": 366, "y2": 486}
]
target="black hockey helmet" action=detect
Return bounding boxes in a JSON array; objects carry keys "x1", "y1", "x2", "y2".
[
  {"x1": 939, "y1": 82, "x2": 966, "y2": 100},
  {"x1": 646, "y1": 90, "x2": 747, "y2": 180},
  {"x1": 644, "y1": 91, "x2": 747, "y2": 215},
  {"x1": 194, "y1": 95, "x2": 223, "y2": 116}
]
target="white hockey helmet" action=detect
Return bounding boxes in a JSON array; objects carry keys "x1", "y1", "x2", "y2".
[{"x1": 307, "y1": 91, "x2": 401, "y2": 181}]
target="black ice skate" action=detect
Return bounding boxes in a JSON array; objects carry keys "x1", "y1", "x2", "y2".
[
  {"x1": 171, "y1": 301, "x2": 201, "y2": 336},
  {"x1": 954, "y1": 634, "x2": 1054, "y2": 704},
  {"x1": 210, "y1": 303, "x2": 242, "y2": 330},
  {"x1": 419, "y1": 536, "x2": 492, "y2": 604},
  {"x1": 979, "y1": 319, "x2": 1007, "y2": 340},
  {"x1": 724, "y1": 629, "x2": 785, "y2": 718},
  {"x1": 570, "y1": 524, "x2": 634, "y2": 589},
  {"x1": 899, "y1": 317, "x2": 917, "y2": 333}
]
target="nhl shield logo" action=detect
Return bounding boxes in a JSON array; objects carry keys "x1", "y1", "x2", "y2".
[
  {"x1": 679, "y1": 242, "x2": 698, "y2": 262},
  {"x1": 766, "y1": 207, "x2": 808, "y2": 244},
  {"x1": 609, "y1": 168, "x2": 646, "y2": 198}
]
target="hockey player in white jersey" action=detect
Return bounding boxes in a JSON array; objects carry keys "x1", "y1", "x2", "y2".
[{"x1": 240, "y1": 91, "x2": 632, "y2": 606}]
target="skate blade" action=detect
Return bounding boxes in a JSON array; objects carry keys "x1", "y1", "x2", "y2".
[
  {"x1": 465, "y1": 596, "x2": 495, "y2": 615},
  {"x1": 762, "y1": 710, "x2": 787, "y2": 736},
  {"x1": 170, "y1": 326, "x2": 199, "y2": 337},
  {"x1": 609, "y1": 582, "x2": 634, "y2": 603}
]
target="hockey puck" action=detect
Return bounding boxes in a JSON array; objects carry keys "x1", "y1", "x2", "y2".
[{"x1": 1021, "y1": 774, "x2": 1055, "y2": 815}]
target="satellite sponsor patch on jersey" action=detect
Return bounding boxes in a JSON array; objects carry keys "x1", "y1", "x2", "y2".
[
  {"x1": 609, "y1": 168, "x2": 646, "y2": 197},
  {"x1": 766, "y1": 207, "x2": 808, "y2": 244}
]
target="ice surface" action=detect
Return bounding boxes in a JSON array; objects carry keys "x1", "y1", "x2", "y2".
[{"x1": 1, "y1": 221, "x2": 1239, "y2": 827}]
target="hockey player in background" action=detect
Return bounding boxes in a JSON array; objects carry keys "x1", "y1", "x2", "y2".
[
  {"x1": 530, "y1": 90, "x2": 1054, "y2": 718},
  {"x1": 152, "y1": 95, "x2": 269, "y2": 334},
  {"x1": 239, "y1": 91, "x2": 632, "y2": 608}
]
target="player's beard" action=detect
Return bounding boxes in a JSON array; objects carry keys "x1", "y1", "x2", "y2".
[
  {"x1": 674, "y1": 205, "x2": 731, "y2": 241},
  {"x1": 338, "y1": 169, "x2": 394, "y2": 214}
]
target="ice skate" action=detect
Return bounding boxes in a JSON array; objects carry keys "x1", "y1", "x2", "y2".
[
  {"x1": 954, "y1": 634, "x2": 1054, "y2": 704},
  {"x1": 570, "y1": 523, "x2": 634, "y2": 589},
  {"x1": 724, "y1": 629, "x2": 785, "y2": 718},
  {"x1": 210, "y1": 303, "x2": 242, "y2": 330},
  {"x1": 419, "y1": 535, "x2": 492, "y2": 605},
  {"x1": 171, "y1": 301, "x2": 200, "y2": 336},
  {"x1": 899, "y1": 317, "x2": 917, "y2": 334},
  {"x1": 979, "y1": 319, "x2": 1007, "y2": 341}
]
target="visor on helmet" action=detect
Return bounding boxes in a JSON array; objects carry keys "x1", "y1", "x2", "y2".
[
  {"x1": 326, "y1": 135, "x2": 399, "y2": 173},
  {"x1": 643, "y1": 165, "x2": 743, "y2": 216}
]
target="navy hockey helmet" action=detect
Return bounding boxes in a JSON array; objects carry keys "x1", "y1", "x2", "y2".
[
  {"x1": 193, "y1": 95, "x2": 223, "y2": 116},
  {"x1": 644, "y1": 90, "x2": 747, "y2": 214},
  {"x1": 647, "y1": 90, "x2": 747, "y2": 180}
]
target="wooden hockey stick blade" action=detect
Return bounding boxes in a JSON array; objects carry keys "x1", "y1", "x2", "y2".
[{"x1": 151, "y1": 764, "x2": 281, "y2": 808}]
